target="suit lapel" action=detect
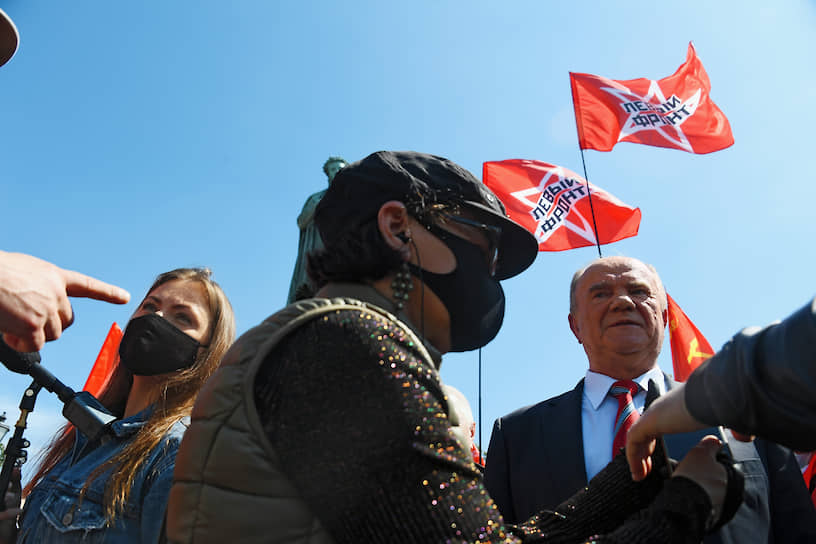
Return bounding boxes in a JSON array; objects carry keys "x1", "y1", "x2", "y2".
[{"x1": 535, "y1": 380, "x2": 588, "y2": 502}]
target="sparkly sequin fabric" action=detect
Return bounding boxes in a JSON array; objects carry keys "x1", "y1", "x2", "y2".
[{"x1": 253, "y1": 304, "x2": 710, "y2": 543}]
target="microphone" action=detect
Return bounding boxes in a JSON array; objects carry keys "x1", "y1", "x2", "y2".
[
  {"x1": 0, "y1": 335, "x2": 40, "y2": 374},
  {"x1": 0, "y1": 334, "x2": 116, "y2": 442}
]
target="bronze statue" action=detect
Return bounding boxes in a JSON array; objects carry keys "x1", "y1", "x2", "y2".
[{"x1": 287, "y1": 156, "x2": 348, "y2": 303}]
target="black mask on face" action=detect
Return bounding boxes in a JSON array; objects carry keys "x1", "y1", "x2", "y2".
[
  {"x1": 408, "y1": 225, "x2": 505, "y2": 352},
  {"x1": 119, "y1": 314, "x2": 202, "y2": 376}
]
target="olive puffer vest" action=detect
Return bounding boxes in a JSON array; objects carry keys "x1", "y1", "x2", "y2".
[{"x1": 166, "y1": 297, "x2": 434, "y2": 543}]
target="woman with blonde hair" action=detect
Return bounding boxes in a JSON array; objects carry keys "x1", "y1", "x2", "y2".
[{"x1": 4, "y1": 267, "x2": 234, "y2": 543}]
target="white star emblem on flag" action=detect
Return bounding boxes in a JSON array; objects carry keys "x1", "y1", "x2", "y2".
[{"x1": 600, "y1": 80, "x2": 702, "y2": 153}]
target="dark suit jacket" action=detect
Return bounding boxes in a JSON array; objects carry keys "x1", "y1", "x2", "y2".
[{"x1": 484, "y1": 375, "x2": 816, "y2": 543}]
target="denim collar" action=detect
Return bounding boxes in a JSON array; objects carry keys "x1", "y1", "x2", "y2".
[{"x1": 109, "y1": 406, "x2": 152, "y2": 439}]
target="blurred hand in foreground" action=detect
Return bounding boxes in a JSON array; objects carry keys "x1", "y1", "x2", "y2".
[{"x1": 0, "y1": 251, "x2": 130, "y2": 352}]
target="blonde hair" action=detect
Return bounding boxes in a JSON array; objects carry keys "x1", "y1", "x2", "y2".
[{"x1": 25, "y1": 268, "x2": 236, "y2": 522}]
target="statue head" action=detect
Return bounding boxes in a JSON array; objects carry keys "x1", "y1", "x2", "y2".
[{"x1": 323, "y1": 156, "x2": 348, "y2": 184}]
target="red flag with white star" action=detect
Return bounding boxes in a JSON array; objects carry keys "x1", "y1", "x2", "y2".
[
  {"x1": 483, "y1": 159, "x2": 640, "y2": 251},
  {"x1": 570, "y1": 43, "x2": 733, "y2": 154},
  {"x1": 667, "y1": 294, "x2": 715, "y2": 382},
  {"x1": 82, "y1": 322, "x2": 123, "y2": 397}
]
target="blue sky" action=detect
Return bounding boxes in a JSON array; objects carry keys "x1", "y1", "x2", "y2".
[{"x1": 2, "y1": 1, "x2": 815, "y2": 470}]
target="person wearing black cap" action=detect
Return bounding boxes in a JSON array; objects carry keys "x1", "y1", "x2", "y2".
[{"x1": 167, "y1": 151, "x2": 736, "y2": 543}]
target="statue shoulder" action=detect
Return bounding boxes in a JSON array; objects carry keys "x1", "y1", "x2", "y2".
[{"x1": 297, "y1": 189, "x2": 328, "y2": 228}]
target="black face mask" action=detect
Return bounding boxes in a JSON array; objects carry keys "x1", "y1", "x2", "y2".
[
  {"x1": 119, "y1": 314, "x2": 202, "y2": 376},
  {"x1": 408, "y1": 225, "x2": 505, "y2": 352}
]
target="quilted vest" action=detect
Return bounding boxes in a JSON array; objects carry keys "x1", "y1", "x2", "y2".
[{"x1": 166, "y1": 297, "x2": 434, "y2": 543}]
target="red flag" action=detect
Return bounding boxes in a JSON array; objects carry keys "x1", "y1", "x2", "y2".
[
  {"x1": 667, "y1": 294, "x2": 715, "y2": 382},
  {"x1": 802, "y1": 454, "x2": 816, "y2": 508},
  {"x1": 483, "y1": 159, "x2": 640, "y2": 251},
  {"x1": 570, "y1": 43, "x2": 733, "y2": 154},
  {"x1": 471, "y1": 442, "x2": 484, "y2": 467},
  {"x1": 82, "y1": 323, "x2": 123, "y2": 397}
]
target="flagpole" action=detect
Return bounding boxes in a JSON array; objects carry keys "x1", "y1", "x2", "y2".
[
  {"x1": 570, "y1": 72, "x2": 603, "y2": 258},
  {"x1": 478, "y1": 347, "x2": 483, "y2": 461},
  {"x1": 578, "y1": 149, "x2": 603, "y2": 258}
]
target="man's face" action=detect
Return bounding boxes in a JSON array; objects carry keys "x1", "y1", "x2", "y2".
[{"x1": 568, "y1": 257, "x2": 667, "y2": 378}]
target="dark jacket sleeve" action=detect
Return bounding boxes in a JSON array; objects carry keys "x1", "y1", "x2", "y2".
[
  {"x1": 685, "y1": 298, "x2": 816, "y2": 451},
  {"x1": 484, "y1": 418, "x2": 518, "y2": 523}
]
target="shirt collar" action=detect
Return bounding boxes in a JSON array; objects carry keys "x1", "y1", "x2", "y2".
[
  {"x1": 109, "y1": 406, "x2": 153, "y2": 438},
  {"x1": 583, "y1": 366, "x2": 665, "y2": 410}
]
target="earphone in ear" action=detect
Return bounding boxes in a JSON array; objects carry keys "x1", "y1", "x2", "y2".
[{"x1": 396, "y1": 232, "x2": 410, "y2": 244}]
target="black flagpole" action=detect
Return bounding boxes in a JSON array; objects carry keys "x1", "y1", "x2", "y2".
[
  {"x1": 578, "y1": 147, "x2": 603, "y2": 258},
  {"x1": 478, "y1": 76, "x2": 606, "y2": 463},
  {"x1": 478, "y1": 347, "x2": 482, "y2": 462},
  {"x1": 570, "y1": 72, "x2": 603, "y2": 258}
]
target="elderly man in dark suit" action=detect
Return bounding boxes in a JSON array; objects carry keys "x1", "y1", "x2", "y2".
[{"x1": 485, "y1": 256, "x2": 816, "y2": 543}]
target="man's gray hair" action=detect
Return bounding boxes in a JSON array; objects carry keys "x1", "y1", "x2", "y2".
[{"x1": 568, "y1": 257, "x2": 667, "y2": 313}]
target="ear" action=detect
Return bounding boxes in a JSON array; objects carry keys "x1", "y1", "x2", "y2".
[
  {"x1": 661, "y1": 307, "x2": 668, "y2": 329},
  {"x1": 568, "y1": 313, "x2": 582, "y2": 344},
  {"x1": 377, "y1": 200, "x2": 412, "y2": 259}
]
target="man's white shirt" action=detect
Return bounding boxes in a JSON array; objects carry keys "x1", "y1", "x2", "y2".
[{"x1": 581, "y1": 366, "x2": 666, "y2": 480}]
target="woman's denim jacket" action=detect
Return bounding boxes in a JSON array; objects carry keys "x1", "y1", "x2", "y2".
[{"x1": 18, "y1": 409, "x2": 187, "y2": 543}]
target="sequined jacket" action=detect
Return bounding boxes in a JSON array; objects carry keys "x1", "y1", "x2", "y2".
[
  {"x1": 168, "y1": 287, "x2": 714, "y2": 543},
  {"x1": 167, "y1": 298, "x2": 360, "y2": 544},
  {"x1": 18, "y1": 409, "x2": 186, "y2": 544}
]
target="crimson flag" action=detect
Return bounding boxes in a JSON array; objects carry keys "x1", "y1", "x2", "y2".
[
  {"x1": 802, "y1": 455, "x2": 816, "y2": 509},
  {"x1": 667, "y1": 294, "x2": 714, "y2": 382},
  {"x1": 82, "y1": 322, "x2": 123, "y2": 398},
  {"x1": 570, "y1": 43, "x2": 733, "y2": 154},
  {"x1": 483, "y1": 159, "x2": 640, "y2": 251}
]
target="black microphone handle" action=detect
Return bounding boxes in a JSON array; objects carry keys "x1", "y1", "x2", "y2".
[
  {"x1": 25, "y1": 363, "x2": 75, "y2": 404},
  {"x1": 0, "y1": 335, "x2": 41, "y2": 374}
]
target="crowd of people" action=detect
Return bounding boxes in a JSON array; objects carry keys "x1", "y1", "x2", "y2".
[{"x1": 3, "y1": 8, "x2": 816, "y2": 544}]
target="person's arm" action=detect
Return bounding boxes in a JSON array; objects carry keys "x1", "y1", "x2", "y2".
[
  {"x1": 0, "y1": 251, "x2": 130, "y2": 352},
  {"x1": 684, "y1": 298, "x2": 816, "y2": 450},
  {"x1": 523, "y1": 436, "x2": 727, "y2": 544},
  {"x1": 254, "y1": 311, "x2": 502, "y2": 542},
  {"x1": 628, "y1": 297, "x2": 816, "y2": 480},
  {"x1": 254, "y1": 310, "x2": 725, "y2": 543},
  {"x1": 626, "y1": 385, "x2": 707, "y2": 481}
]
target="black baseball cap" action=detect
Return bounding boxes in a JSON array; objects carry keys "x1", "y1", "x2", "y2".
[
  {"x1": 314, "y1": 150, "x2": 538, "y2": 280},
  {"x1": 0, "y1": 9, "x2": 19, "y2": 68}
]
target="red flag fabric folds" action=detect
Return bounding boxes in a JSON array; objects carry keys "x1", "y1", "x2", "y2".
[
  {"x1": 82, "y1": 322, "x2": 123, "y2": 398},
  {"x1": 570, "y1": 43, "x2": 733, "y2": 154},
  {"x1": 483, "y1": 159, "x2": 640, "y2": 251},
  {"x1": 667, "y1": 294, "x2": 715, "y2": 382}
]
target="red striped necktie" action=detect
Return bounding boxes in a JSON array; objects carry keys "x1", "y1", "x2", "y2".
[{"x1": 609, "y1": 380, "x2": 640, "y2": 458}]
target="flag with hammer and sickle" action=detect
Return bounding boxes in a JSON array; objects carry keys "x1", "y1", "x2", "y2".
[{"x1": 667, "y1": 293, "x2": 715, "y2": 382}]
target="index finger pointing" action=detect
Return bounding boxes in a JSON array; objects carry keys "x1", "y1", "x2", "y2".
[{"x1": 61, "y1": 270, "x2": 130, "y2": 304}]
